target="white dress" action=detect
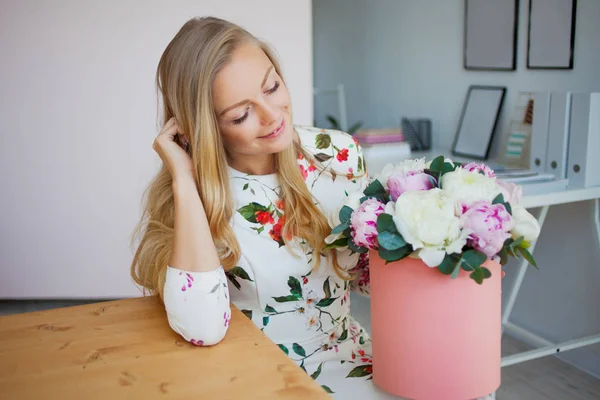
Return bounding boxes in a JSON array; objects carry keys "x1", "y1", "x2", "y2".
[{"x1": 161, "y1": 125, "x2": 492, "y2": 400}]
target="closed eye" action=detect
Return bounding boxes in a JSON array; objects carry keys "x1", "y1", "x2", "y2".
[
  {"x1": 232, "y1": 109, "x2": 249, "y2": 125},
  {"x1": 265, "y1": 81, "x2": 280, "y2": 95}
]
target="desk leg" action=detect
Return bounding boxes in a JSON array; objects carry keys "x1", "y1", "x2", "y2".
[{"x1": 501, "y1": 205, "x2": 550, "y2": 332}]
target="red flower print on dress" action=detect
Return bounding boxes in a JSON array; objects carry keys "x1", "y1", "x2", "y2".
[
  {"x1": 308, "y1": 164, "x2": 317, "y2": 172},
  {"x1": 275, "y1": 199, "x2": 285, "y2": 211},
  {"x1": 255, "y1": 210, "x2": 274, "y2": 225},
  {"x1": 190, "y1": 339, "x2": 204, "y2": 346},
  {"x1": 336, "y1": 148, "x2": 349, "y2": 162},
  {"x1": 297, "y1": 152, "x2": 304, "y2": 160},
  {"x1": 224, "y1": 312, "x2": 231, "y2": 327},
  {"x1": 180, "y1": 271, "x2": 194, "y2": 292},
  {"x1": 299, "y1": 165, "x2": 309, "y2": 180}
]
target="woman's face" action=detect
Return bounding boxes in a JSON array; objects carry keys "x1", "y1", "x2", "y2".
[{"x1": 213, "y1": 42, "x2": 293, "y2": 171}]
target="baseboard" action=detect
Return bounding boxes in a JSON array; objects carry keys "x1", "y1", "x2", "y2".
[{"x1": 504, "y1": 321, "x2": 600, "y2": 380}]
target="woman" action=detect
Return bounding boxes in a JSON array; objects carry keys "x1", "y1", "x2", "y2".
[{"x1": 131, "y1": 17, "x2": 492, "y2": 399}]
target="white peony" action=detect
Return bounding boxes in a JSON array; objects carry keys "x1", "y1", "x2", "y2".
[
  {"x1": 441, "y1": 167, "x2": 500, "y2": 206},
  {"x1": 511, "y1": 205, "x2": 541, "y2": 242},
  {"x1": 393, "y1": 188, "x2": 470, "y2": 267},
  {"x1": 378, "y1": 158, "x2": 428, "y2": 188}
]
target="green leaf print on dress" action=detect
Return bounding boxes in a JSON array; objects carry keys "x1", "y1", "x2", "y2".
[{"x1": 226, "y1": 266, "x2": 253, "y2": 290}]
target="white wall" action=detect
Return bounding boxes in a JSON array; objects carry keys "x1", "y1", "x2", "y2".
[
  {"x1": 314, "y1": 0, "x2": 600, "y2": 378},
  {"x1": 0, "y1": 0, "x2": 313, "y2": 298}
]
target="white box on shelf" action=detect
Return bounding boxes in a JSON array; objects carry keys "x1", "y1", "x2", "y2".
[
  {"x1": 361, "y1": 142, "x2": 411, "y2": 176},
  {"x1": 545, "y1": 92, "x2": 572, "y2": 179},
  {"x1": 567, "y1": 93, "x2": 600, "y2": 188},
  {"x1": 530, "y1": 92, "x2": 551, "y2": 174}
]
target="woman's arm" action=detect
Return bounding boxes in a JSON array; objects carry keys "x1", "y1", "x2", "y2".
[{"x1": 163, "y1": 178, "x2": 231, "y2": 345}]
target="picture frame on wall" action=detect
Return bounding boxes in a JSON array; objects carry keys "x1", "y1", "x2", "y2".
[
  {"x1": 452, "y1": 86, "x2": 507, "y2": 160},
  {"x1": 527, "y1": 0, "x2": 577, "y2": 69},
  {"x1": 464, "y1": 0, "x2": 519, "y2": 71}
]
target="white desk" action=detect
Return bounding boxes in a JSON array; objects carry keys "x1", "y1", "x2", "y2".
[{"x1": 364, "y1": 145, "x2": 600, "y2": 376}]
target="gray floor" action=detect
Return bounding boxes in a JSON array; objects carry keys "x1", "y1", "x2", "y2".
[{"x1": 2, "y1": 295, "x2": 600, "y2": 399}]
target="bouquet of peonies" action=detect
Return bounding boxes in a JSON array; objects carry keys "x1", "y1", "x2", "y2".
[{"x1": 326, "y1": 156, "x2": 541, "y2": 284}]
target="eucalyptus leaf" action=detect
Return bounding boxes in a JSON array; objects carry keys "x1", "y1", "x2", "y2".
[
  {"x1": 339, "y1": 205, "x2": 353, "y2": 223},
  {"x1": 377, "y1": 213, "x2": 398, "y2": 234},
  {"x1": 364, "y1": 179, "x2": 386, "y2": 196},
  {"x1": 378, "y1": 245, "x2": 409, "y2": 262},
  {"x1": 378, "y1": 231, "x2": 406, "y2": 250}
]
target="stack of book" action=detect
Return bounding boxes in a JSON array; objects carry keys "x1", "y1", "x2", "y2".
[{"x1": 353, "y1": 128, "x2": 404, "y2": 145}]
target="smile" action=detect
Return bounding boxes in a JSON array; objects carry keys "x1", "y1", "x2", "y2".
[{"x1": 260, "y1": 119, "x2": 285, "y2": 139}]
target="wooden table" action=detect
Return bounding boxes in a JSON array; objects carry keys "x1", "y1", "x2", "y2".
[{"x1": 0, "y1": 296, "x2": 331, "y2": 399}]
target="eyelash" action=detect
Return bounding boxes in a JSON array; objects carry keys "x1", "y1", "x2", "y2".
[{"x1": 232, "y1": 81, "x2": 280, "y2": 125}]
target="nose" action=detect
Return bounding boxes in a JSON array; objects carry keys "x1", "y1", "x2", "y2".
[{"x1": 258, "y1": 100, "x2": 278, "y2": 126}]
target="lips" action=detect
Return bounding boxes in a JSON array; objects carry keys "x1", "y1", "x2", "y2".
[{"x1": 260, "y1": 119, "x2": 285, "y2": 139}]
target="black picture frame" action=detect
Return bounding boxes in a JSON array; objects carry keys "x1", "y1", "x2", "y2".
[
  {"x1": 464, "y1": 0, "x2": 519, "y2": 71},
  {"x1": 527, "y1": 0, "x2": 577, "y2": 69},
  {"x1": 452, "y1": 86, "x2": 507, "y2": 160}
]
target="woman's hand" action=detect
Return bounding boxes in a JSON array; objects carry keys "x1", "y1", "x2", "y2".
[{"x1": 153, "y1": 118, "x2": 194, "y2": 183}]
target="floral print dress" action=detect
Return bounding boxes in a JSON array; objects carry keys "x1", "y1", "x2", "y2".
[{"x1": 162, "y1": 125, "x2": 403, "y2": 399}]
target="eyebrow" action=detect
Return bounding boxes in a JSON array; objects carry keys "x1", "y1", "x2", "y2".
[{"x1": 218, "y1": 66, "x2": 274, "y2": 117}]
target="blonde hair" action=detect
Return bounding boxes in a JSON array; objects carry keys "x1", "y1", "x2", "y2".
[{"x1": 130, "y1": 17, "x2": 345, "y2": 299}]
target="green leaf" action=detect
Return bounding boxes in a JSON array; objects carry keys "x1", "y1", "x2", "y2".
[
  {"x1": 441, "y1": 162, "x2": 456, "y2": 175},
  {"x1": 241, "y1": 309, "x2": 252, "y2": 320},
  {"x1": 511, "y1": 236, "x2": 525, "y2": 249},
  {"x1": 242, "y1": 183, "x2": 249, "y2": 190},
  {"x1": 517, "y1": 247, "x2": 538, "y2": 269},
  {"x1": 229, "y1": 266, "x2": 254, "y2": 282},
  {"x1": 326, "y1": 115, "x2": 340, "y2": 129},
  {"x1": 264, "y1": 304, "x2": 276, "y2": 313},
  {"x1": 339, "y1": 205, "x2": 354, "y2": 223},
  {"x1": 321, "y1": 385, "x2": 334, "y2": 394},
  {"x1": 315, "y1": 133, "x2": 332, "y2": 149},
  {"x1": 293, "y1": 343, "x2": 306, "y2": 357},
  {"x1": 227, "y1": 274, "x2": 240, "y2": 290},
  {"x1": 288, "y1": 277, "x2": 302, "y2": 297},
  {"x1": 378, "y1": 245, "x2": 409, "y2": 262},
  {"x1": 481, "y1": 267, "x2": 492, "y2": 279},
  {"x1": 311, "y1": 363, "x2": 324, "y2": 380},
  {"x1": 316, "y1": 297, "x2": 338, "y2": 307},
  {"x1": 359, "y1": 336, "x2": 365, "y2": 345},
  {"x1": 360, "y1": 193, "x2": 389, "y2": 203},
  {"x1": 460, "y1": 250, "x2": 487, "y2": 271},
  {"x1": 437, "y1": 254, "x2": 457, "y2": 275},
  {"x1": 338, "y1": 329, "x2": 348, "y2": 342},
  {"x1": 323, "y1": 277, "x2": 332, "y2": 299},
  {"x1": 348, "y1": 240, "x2": 368, "y2": 254},
  {"x1": 498, "y1": 248, "x2": 509, "y2": 265},
  {"x1": 237, "y1": 202, "x2": 269, "y2": 223},
  {"x1": 470, "y1": 268, "x2": 485, "y2": 284},
  {"x1": 315, "y1": 152, "x2": 333, "y2": 162},
  {"x1": 331, "y1": 222, "x2": 349, "y2": 235},
  {"x1": 209, "y1": 283, "x2": 219, "y2": 293},
  {"x1": 504, "y1": 202, "x2": 513, "y2": 215},
  {"x1": 323, "y1": 237, "x2": 348, "y2": 250},
  {"x1": 429, "y1": 156, "x2": 445, "y2": 172},
  {"x1": 348, "y1": 121, "x2": 363, "y2": 135},
  {"x1": 492, "y1": 193, "x2": 506, "y2": 205},
  {"x1": 364, "y1": 179, "x2": 386, "y2": 196},
  {"x1": 278, "y1": 344, "x2": 289, "y2": 355},
  {"x1": 378, "y1": 231, "x2": 406, "y2": 250},
  {"x1": 272, "y1": 295, "x2": 302, "y2": 303},
  {"x1": 263, "y1": 316, "x2": 270, "y2": 326},
  {"x1": 346, "y1": 365, "x2": 372, "y2": 378},
  {"x1": 377, "y1": 213, "x2": 398, "y2": 234},
  {"x1": 256, "y1": 226, "x2": 264, "y2": 234}
]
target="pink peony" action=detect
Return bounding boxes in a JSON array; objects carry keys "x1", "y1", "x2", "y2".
[
  {"x1": 463, "y1": 162, "x2": 495, "y2": 178},
  {"x1": 461, "y1": 201, "x2": 514, "y2": 258},
  {"x1": 350, "y1": 198, "x2": 386, "y2": 249},
  {"x1": 497, "y1": 179, "x2": 522, "y2": 205},
  {"x1": 387, "y1": 171, "x2": 435, "y2": 202}
]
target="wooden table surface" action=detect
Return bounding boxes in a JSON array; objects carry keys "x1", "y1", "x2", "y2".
[{"x1": 0, "y1": 296, "x2": 330, "y2": 399}]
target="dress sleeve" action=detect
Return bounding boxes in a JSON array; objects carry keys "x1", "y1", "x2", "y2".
[{"x1": 163, "y1": 265, "x2": 231, "y2": 346}]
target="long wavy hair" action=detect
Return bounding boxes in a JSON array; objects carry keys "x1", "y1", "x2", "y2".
[{"x1": 130, "y1": 17, "x2": 345, "y2": 300}]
